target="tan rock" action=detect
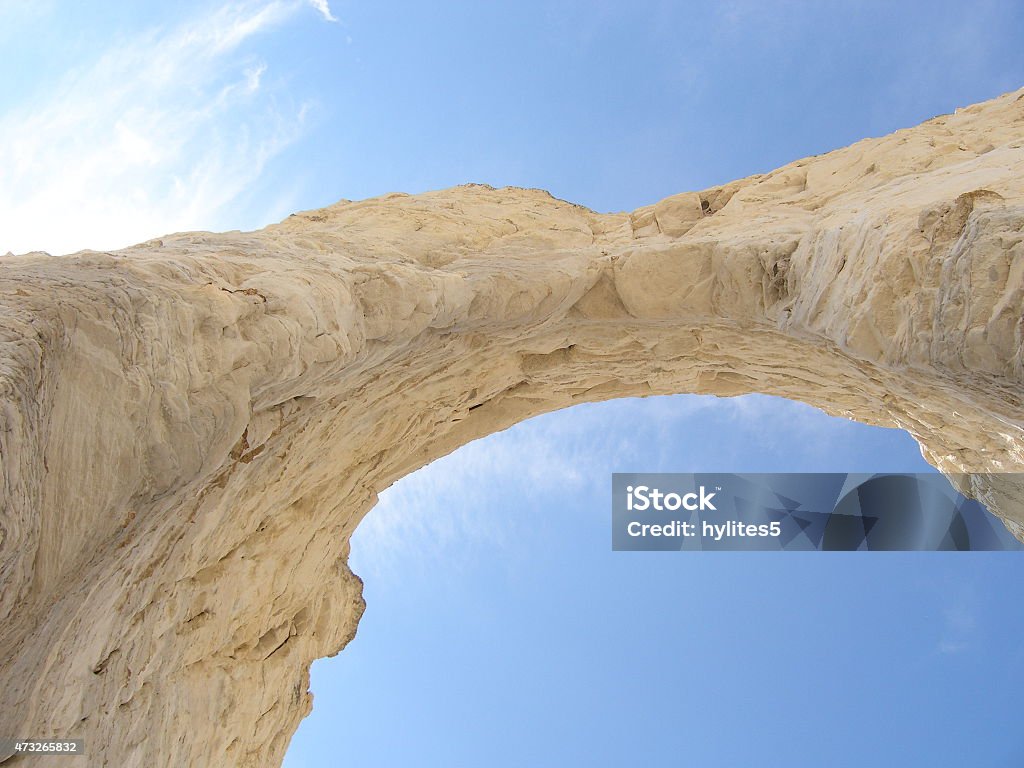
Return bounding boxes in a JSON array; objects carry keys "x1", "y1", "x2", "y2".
[{"x1": 1, "y1": 88, "x2": 1023, "y2": 766}]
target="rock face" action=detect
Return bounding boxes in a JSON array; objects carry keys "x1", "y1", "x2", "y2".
[{"x1": 1, "y1": 88, "x2": 1023, "y2": 766}]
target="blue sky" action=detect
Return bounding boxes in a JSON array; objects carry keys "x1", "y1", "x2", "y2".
[
  {"x1": 2, "y1": 1, "x2": 1023, "y2": 766},
  {"x1": 4, "y1": 0, "x2": 1024, "y2": 254}
]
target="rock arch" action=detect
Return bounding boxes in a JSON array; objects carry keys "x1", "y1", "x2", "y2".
[{"x1": 1, "y1": 89, "x2": 1023, "y2": 766}]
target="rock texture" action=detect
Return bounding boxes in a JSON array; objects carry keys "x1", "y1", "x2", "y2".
[{"x1": 2, "y1": 88, "x2": 1024, "y2": 766}]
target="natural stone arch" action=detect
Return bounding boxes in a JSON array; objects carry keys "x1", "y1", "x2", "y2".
[{"x1": 1, "y1": 88, "x2": 1022, "y2": 766}]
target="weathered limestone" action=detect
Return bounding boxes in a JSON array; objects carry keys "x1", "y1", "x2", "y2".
[{"x1": 1, "y1": 88, "x2": 1023, "y2": 766}]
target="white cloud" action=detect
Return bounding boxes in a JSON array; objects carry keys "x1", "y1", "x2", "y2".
[
  {"x1": 0, "y1": 0, "x2": 53, "y2": 30},
  {"x1": 937, "y1": 639, "x2": 968, "y2": 655},
  {"x1": 352, "y1": 400, "x2": 634, "y2": 581},
  {"x1": 308, "y1": 0, "x2": 337, "y2": 23},
  {"x1": 937, "y1": 590, "x2": 978, "y2": 655},
  {"x1": 0, "y1": 1, "x2": 330, "y2": 256}
]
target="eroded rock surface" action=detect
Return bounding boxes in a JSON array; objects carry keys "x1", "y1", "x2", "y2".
[{"x1": 2, "y1": 88, "x2": 1023, "y2": 766}]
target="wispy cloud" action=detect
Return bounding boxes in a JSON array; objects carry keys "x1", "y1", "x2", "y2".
[
  {"x1": 0, "y1": 0, "x2": 334, "y2": 256},
  {"x1": 938, "y1": 605, "x2": 976, "y2": 655},
  {"x1": 352, "y1": 401, "x2": 640, "y2": 581},
  {"x1": 936, "y1": 587, "x2": 978, "y2": 655},
  {"x1": 308, "y1": 0, "x2": 337, "y2": 23}
]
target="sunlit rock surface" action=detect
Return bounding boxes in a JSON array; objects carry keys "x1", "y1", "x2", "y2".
[{"x1": 1, "y1": 88, "x2": 1023, "y2": 766}]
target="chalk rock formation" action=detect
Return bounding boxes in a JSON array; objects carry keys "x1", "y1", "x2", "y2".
[{"x1": 2, "y1": 88, "x2": 1023, "y2": 766}]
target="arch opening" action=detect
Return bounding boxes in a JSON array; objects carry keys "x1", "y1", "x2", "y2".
[{"x1": 285, "y1": 393, "x2": 1022, "y2": 767}]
